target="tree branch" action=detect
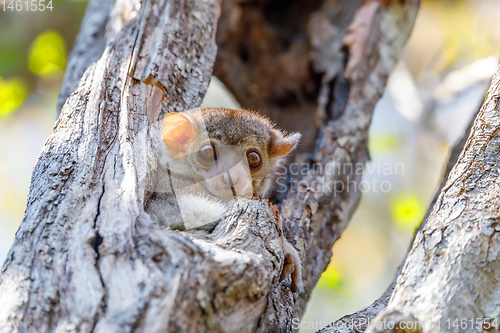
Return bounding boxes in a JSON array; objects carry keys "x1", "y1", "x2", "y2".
[
  {"x1": 57, "y1": 0, "x2": 111, "y2": 114},
  {"x1": 0, "y1": 0, "x2": 419, "y2": 331},
  {"x1": 366, "y1": 67, "x2": 500, "y2": 332},
  {"x1": 215, "y1": 0, "x2": 419, "y2": 322},
  {"x1": 0, "y1": 0, "x2": 219, "y2": 330},
  {"x1": 319, "y1": 101, "x2": 481, "y2": 333}
]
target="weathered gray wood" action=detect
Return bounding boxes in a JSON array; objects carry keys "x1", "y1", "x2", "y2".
[
  {"x1": 1, "y1": 0, "x2": 219, "y2": 331},
  {"x1": 0, "y1": 0, "x2": 419, "y2": 332},
  {"x1": 365, "y1": 68, "x2": 500, "y2": 332},
  {"x1": 318, "y1": 104, "x2": 481, "y2": 333},
  {"x1": 213, "y1": 3, "x2": 420, "y2": 326},
  {"x1": 57, "y1": 0, "x2": 110, "y2": 114},
  {"x1": 317, "y1": 283, "x2": 395, "y2": 333}
]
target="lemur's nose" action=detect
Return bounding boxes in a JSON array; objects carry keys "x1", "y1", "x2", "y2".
[{"x1": 222, "y1": 171, "x2": 238, "y2": 186}]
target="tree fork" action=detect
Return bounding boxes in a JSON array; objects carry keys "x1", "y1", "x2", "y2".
[{"x1": 0, "y1": 0, "x2": 419, "y2": 332}]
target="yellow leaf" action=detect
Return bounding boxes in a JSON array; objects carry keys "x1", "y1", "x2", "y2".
[
  {"x1": 317, "y1": 263, "x2": 345, "y2": 292},
  {"x1": 28, "y1": 30, "x2": 67, "y2": 77},
  {"x1": 390, "y1": 194, "x2": 424, "y2": 230},
  {"x1": 0, "y1": 77, "x2": 28, "y2": 117},
  {"x1": 369, "y1": 134, "x2": 398, "y2": 153}
]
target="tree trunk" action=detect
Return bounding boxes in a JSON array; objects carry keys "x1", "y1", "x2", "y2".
[
  {"x1": 0, "y1": 0, "x2": 418, "y2": 332},
  {"x1": 363, "y1": 66, "x2": 500, "y2": 333},
  {"x1": 320, "y1": 64, "x2": 500, "y2": 333},
  {"x1": 318, "y1": 105, "x2": 481, "y2": 333}
]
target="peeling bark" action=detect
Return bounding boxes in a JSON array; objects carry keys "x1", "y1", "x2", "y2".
[{"x1": 0, "y1": 0, "x2": 418, "y2": 332}]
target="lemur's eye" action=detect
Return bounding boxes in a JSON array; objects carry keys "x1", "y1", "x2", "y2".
[
  {"x1": 247, "y1": 151, "x2": 261, "y2": 169},
  {"x1": 197, "y1": 144, "x2": 217, "y2": 165}
]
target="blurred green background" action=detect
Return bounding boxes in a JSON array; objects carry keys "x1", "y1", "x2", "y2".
[{"x1": 0, "y1": 0, "x2": 499, "y2": 331}]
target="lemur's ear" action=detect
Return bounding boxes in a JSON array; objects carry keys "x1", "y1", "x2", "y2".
[
  {"x1": 162, "y1": 113, "x2": 196, "y2": 157},
  {"x1": 269, "y1": 131, "x2": 301, "y2": 157}
]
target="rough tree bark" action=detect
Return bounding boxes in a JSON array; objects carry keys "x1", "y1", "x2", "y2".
[
  {"x1": 0, "y1": 0, "x2": 418, "y2": 332},
  {"x1": 319, "y1": 107, "x2": 481, "y2": 333},
  {"x1": 214, "y1": 0, "x2": 418, "y2": 318},
  {"x1": 320, "y1": 64, "x2": 500, "y2": 333},
  {"x1": 364, "y1": 66, "x2": 500, "y2": 333}
]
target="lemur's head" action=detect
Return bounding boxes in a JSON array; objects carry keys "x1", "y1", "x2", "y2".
[{"x1": 162, "y1": 107, "x2": 300, "y2": 200}]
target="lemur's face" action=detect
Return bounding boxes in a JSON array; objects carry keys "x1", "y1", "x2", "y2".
[{"x1": 162, "y1": 108, "x2": 300, "y2": 200}]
